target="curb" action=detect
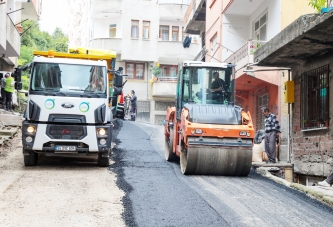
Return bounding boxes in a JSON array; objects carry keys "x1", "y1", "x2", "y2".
[{"x1": 256, "y1": 167, "x2": 333, "y2": 208}]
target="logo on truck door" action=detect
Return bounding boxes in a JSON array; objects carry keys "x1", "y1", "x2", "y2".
[{"x1": 61, "y1": 102, "x2": 75, "y2": 108}]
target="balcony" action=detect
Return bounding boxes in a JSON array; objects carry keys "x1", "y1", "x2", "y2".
[
  {"x1": 94, "y1": 0, "x2": 122, "y2": 19},
  {"x1": 184, "y1": 0, "x2": 206, "y2": 34},
  {"x1": 159, "y1": 0, "x2": 190, "y2": 21},
  {"x1": 92, "y1": 38, "x2": 123, "y2": 53},
  {"x1": 21, "y1": 0, "x2": 41, "y2": 21},
  {"x1": 5, "y1": 15, "x2": 20, "y2": 57},
  {"x1": 151, "y1": 79, "x2": 177, "y2": 98},
  {"x1": 223, "y1": 40, "x2": 266, "y2": 72},
  {"x1": 223, "y1": 0, "x2": 265, "y2": 16},
  {"x1": 158, "y1": 41, "x2": 200, "y2": 62}
]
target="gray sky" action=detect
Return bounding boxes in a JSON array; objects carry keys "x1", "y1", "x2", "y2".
[{"x1": 39, "y1": 0, "x2": 70, "y2": 35}]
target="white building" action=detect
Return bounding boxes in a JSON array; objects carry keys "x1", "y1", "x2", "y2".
[
  {"x1": 68, "y1": 0, "x2": 201, "y2": 124},
  {"x1": 0, "y1": 0, "x2": 41, "y2": 72}
]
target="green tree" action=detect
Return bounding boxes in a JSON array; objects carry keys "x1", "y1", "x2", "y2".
[
  {"x1": 18, "y1": 20, "x2": 68, "y2": 67},
  {"x1": 308, "y1": 0, "x2": 327, "y2": 12}
]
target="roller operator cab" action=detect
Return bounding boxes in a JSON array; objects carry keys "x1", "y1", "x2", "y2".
[
  {"x1": 164, "y1": 61, "x2": 255, "y2": 176},
  {"x1": 22, "y1": 56, "x2": 114, "y2": 167}
]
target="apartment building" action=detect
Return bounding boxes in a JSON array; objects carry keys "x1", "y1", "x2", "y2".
[
  {"x1": 254, "y1": 12, "x2": 333, "y2": 185},
  {"x1": 0, "y1": 0, "x2": 41, "y2": 71},
  {"x1": 184, "y1": 0, "x2": 315, "y2": 161},
  {"x1": 67, "y1": 0, "x2": 201, "y2": 124}
]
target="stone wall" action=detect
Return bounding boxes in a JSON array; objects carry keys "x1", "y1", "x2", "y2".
[{"x1": 291, "y1": 53, "x2": 333, "y2": 177}]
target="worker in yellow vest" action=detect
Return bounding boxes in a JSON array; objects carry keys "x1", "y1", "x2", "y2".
[{"x1": 4, "y1": 73, "x2": 14, "y2": 112}]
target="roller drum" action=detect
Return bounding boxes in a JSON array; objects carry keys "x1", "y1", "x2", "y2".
[{"x1": 180, "y1": 145, "x2": 252, "y2": 176}]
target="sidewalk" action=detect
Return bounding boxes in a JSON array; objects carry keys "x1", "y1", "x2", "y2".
[{"x1": 255, "y1": 165, "x2": 333, "y2": 208}]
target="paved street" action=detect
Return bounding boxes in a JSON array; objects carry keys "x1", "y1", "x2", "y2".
[
  {"x1": 111, "y1": 120, "x2": 333, "y2": 227},
  {"x1": 1, "y1": 119, "x2": 333, "y2": 227}
]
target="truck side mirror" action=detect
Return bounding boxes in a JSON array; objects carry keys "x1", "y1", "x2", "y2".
[
  {"x1": 14, "y1": 68, "x2": 22, "y2": 82},
  {"x1": 15, "y1": 82, "x2": 22, "y2": 90},
  {"x1": 114, "y1": 75, "x2": 123, "y2": 87}
]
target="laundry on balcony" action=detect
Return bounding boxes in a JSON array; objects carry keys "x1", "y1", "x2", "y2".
[{"x1": 183, "y1": 36, "x2": 192, "y2": 48}]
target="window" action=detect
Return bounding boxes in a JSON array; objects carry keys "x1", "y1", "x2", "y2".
[
  {"x1": 31, "y1": 63, "x2": 107, "y2": 94},
  {"x1": 126, "y1": 63, "x2": 144, "y2": 79},
  {"x1": 131, "y1": 20, "x2": 139, "y2": 38},
  {"x1": 172, "y1": 26, "x2": 179, "y2": 41},
  {"x1": 160, "y1": 65, "x2": 178, "y2": 81},
  {"x1": 210, "y1": 34, "x2": 218, "y2": 62},
  {"x1": 143, "y1": 21, "x2": 150, "y2": 39},
  {"x1": 257, "y1": 94, "x2": 269, "y2": 131},
  {"x1": 254, "y1": 12, "x2": 267, "y2": 41},
  {"x1": 159, "y1": 25, "x2": 169, "y2": 41},
  {"x1": 301, "y1": 65, "x2": 329, "y2": 129},
  {"x1": 109, "y1": 24, "x2": 116, "y2": 38}
]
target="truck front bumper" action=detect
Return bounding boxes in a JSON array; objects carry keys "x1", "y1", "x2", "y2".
[{"x1": 22, "y1": 121, "x2": 113, "y2": 157}]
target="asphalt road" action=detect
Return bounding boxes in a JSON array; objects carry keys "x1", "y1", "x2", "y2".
[{"x1": 110, "y1": 119, "x2": 333, "y2": 227}]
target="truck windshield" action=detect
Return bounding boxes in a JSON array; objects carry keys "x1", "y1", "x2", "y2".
[
  {"x1": 181, "y1": 67, "x2": 234, "y2": 105},
  {"x1": 31, "y1": 63, "x2": 107, "y2": 94}
]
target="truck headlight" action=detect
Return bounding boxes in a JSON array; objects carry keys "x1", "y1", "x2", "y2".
[
  {"x1": 97, "y1": 128, "x2": 106, "y2": 136},
  {"x1": 239, "y1": 131, "x2": 247, "y2": 136},
  {"x1": 27, "y1": 126, "x2": 35, "y2": 133},
  {"x1": 191, "y1": 129, "x2": 203, "y2": 134}
]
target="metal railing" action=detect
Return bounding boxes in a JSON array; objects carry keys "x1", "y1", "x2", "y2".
[
  {"x1": 194, "y1": 46, "x2": 207, "y2": 61},
  {"x1": 156, "y1": 76, "x2": 177, "y2": 82},
  {"x1": 224, "y1": 40, "x2": 266, "y2": 64}
]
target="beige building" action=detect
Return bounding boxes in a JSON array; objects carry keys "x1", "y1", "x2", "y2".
[
  {"x1": 67, "y1": 0, "x2": 201, "y2": 124},
  {"x1": 0, "y1": 0, "x2": 41, "y2": 72}
]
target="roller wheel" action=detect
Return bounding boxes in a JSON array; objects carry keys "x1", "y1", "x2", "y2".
[
  {"x1": 180, "y1": 145, "x2": 252, "y2": 176},
  {"x1": 164, "y1": 126, "x2": 179, "y2": 162},
  {"x1": 23, "y1": 149, "x2": 38, "y2": 166}
]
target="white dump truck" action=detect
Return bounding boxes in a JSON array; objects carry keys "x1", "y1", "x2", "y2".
[{"x1": 22, "y1": 49, "x2": 124, "y2": 167}]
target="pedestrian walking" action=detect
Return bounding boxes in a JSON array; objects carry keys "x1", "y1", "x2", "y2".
[
  {"x1": 318, "y1": 168, "x2": 333, "y2": 187},
  {"x1": 0, "y1": 73, "x2": 9, "y2": 108},
  {"x1": 130, "y1": 90, "x2": 137, "y2": 121},
  {"x1": 262, "y1": 107, "x2": 281, "y2": 163},
  {"x1": 4, "y1": 72, "x2": 15, "y2": 112}
]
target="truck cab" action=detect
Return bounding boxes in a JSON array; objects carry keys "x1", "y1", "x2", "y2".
[{"x1": 22, "y1": 53, "x2": 115, "y2": 167}]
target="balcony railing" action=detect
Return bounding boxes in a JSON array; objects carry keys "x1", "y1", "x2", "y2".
[
  {"x1": 157, "y1": 76, "x2": 177, "y2": 82},
  {"x1": 193, "y1": 46, "x2": 207, "y2": 61},
  {"x1": 224, "y1": 40, "x2": 266, "y2": 65},
  {"x1": 152, "y1": 80, "x2": 177, "y2": 97}
]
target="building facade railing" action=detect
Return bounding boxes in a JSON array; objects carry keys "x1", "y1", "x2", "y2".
[
  {"x1": 156, "y1": 76, "x2": 177, "y2": 82},
  {"x1": 193, "y1": 46, "x2": 207, "y2": 61},
  {"x1": 224, "y1": 40, "x2": 266, "y2": 64}
]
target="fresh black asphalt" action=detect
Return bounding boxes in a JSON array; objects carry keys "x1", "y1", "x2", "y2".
[{"x1": 109, "y1": 119, "x2": 333, "y2": 227}]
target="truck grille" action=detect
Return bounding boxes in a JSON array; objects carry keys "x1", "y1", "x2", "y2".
[{"x1": 47, "y1": 125, "x2": 87, "y2": 140}]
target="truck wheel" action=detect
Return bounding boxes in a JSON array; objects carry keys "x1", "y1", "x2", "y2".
[
  {"x1": 23, "y1": 149, "x2": 38, "y2": 166},
  {"x1": 165, "y1": 127, "x2": 179, "y2": 162},
  {"x1": 98, "y1": 154, "x2": 110, "y2": 167}
]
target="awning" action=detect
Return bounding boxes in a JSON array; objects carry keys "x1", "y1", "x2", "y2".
[{"x1": 254, "y1": 12, "x2": 333, "y2": 67}]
